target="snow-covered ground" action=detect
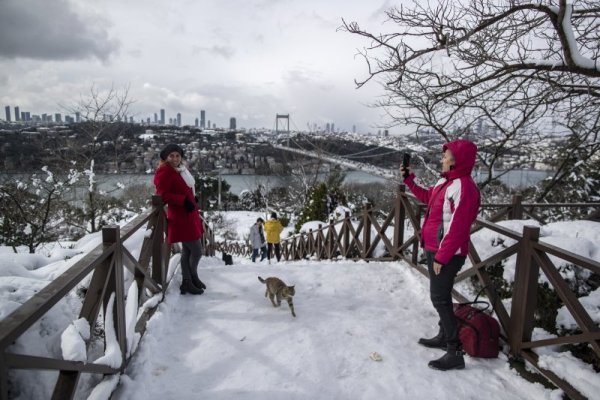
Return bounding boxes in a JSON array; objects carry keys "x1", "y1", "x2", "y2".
[
  {"x1": 1, "y1": 212, "x2": 599, "y2": 399},
  {"x1": 113, "y1": 256, "x2": 561, "y2": 400}
]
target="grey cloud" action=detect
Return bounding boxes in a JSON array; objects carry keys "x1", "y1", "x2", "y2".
[
  {"x1": 255, "y1": 0, "x2": 292, "y2": 11},
  {"x1": 128, "y1": 49, "x2": 143, "y2": 58},
  {"x1": 284, "y1": 69, "x2": 313, "y2": 84},
  {"x1": 192, "y1": 45, "x2": 235, "y2": 59},
  {"x1": 0, "y1": 0, "x2": 119, "y2": 61}
]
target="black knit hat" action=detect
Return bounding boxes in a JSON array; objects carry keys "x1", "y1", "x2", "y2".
[
  {"x1": 160, "y1": 143, "x2": 184, "y2": 160},
  {"x1": 270, "y1": 212, "x2": 277, "y2": 219}
]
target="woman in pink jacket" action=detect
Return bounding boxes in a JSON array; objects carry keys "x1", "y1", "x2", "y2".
[
  {"x1": 154, "y1": 143, "x2": 206, "y2": 295},
  {"x1": 401, "y1": 139, "x2": 480, "y2": 371}
]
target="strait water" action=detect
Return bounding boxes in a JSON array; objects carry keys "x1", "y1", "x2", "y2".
[{"x1": 83, "y1": 169, "x2": 552, "y2": 196}]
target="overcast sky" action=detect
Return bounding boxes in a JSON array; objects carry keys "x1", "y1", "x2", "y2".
[{"x1": 0, "y1": 0, "x2": 402, "y2": 133}]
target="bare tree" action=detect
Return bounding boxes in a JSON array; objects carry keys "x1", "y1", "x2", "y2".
[
  {"x1": 58, "y1": 84, "x2": 135, "y2": 232},
  {"x1": 341, "y1": 0, "x2": 600, "y2": 199}
]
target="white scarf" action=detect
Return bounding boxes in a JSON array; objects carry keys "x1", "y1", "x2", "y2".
[{"x1": 176, "y1": 165, "x2": 196, "y2": 196}]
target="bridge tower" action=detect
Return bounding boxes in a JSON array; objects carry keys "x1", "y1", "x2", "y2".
[{"x1": 275, "y1": 114, "x2": 290, "y2": 135}]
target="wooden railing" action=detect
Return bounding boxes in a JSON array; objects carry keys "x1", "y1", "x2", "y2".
[
  {"x1": 0, "y1": 196, "x2": 214, "y2": 400},
  {"x1": 217, "y1": 187, "x2": 600, "y2": 400}
]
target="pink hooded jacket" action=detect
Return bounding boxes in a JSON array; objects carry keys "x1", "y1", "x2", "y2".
[{"x1": 404, "y1": 140, "x2": 480, "y2": 265}]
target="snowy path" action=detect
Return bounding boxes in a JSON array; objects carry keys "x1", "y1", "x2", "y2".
[{"x1": 113, "y1": 256, "x2": 557, "y2": 400}]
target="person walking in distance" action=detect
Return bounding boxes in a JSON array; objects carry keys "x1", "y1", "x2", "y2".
[
  {"x1": 250, "y1": 218, "x2": 267, "y2": 262},
  {"x1": 400, "y1": 140, "x2": 480, "y2": 370},
  {"x1": 154, "y1": 143, "x2": 206, "y2": 295},
  {"x1": 264, "y1": 212, "x2": 283, "y2": 263}
]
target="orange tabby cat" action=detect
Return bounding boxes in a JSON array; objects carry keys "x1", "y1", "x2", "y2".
[{"x1": 258, "y1": 276, "x2": 296, "y2": 317}]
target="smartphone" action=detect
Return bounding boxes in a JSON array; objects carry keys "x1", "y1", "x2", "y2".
[{"x1": 402, "y1": 153, "x2": 411, "y2": 168}]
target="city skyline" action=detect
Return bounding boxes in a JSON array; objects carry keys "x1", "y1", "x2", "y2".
[
  {"x1": 0, "y1": 0, "x2": 406, "y2": 133},
  {"x1": 1, "y1": 102, "x2": 352, "y2": 133}
]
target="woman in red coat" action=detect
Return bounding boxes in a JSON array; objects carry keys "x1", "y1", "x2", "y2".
[{"x1": 154, "y1": 143, "x2": 206, "y2": 295}]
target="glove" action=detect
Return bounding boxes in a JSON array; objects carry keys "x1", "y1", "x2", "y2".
[
  {"x1": 400, "y1": 165, "x2": 411, "y2": 179},
  {"x1": 184, "y1": 197, "x2": 195, "y2": 212}
]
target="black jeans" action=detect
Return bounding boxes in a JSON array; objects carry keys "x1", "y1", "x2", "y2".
[
  {"x1": 426, "y1": 251, "x2": 466, "y2": 348},
  {"x1": 267, "y1": 243, "x2": 281, "y2": 262}
]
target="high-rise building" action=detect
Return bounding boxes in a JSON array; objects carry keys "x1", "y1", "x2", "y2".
[
  {"x1": 200, "y1": 110, "x2": 206, "y2": 128},
  {"x1": 147, "y1": 117, "x2": 151, "y2": 124},
  {"x1": 42, "y1": 113, "x2": 48, "y2": 122},
  {"x1": 55, "y1": 113, "x2": 62, "y2": 123},
  {"x1": 75, "y1": 112, "x2": 80, "y2": 123},
  {"x1": 160, "y1": 109, "x2": 165, "y2": 125},
  {"x1": 25, "y1": 112, "x2": 31, "y2": 121},
  {"x1": 331, "y1": 123, "x2": 335, "y2": 132},
  {"x1": 352, "y1": 125, "x2": 356, "y2": 133},
  {"x1": 130, "y1": 116, "x2": 133, "y2": 123},
  {"x1": 229, "y1": 117, "x2": 236, "y2": 130},
  {"x1": 326, "y1": 122, "x2": 330, "y2": 133},
  {"x1": 5, "y1": 106, "x2": 11, "y2": 122},
  {"x1": 195, "y1": 118, "x2": 198, "y2": 127},
  {"x1": 177, "y1": 113, "x2": 181, "y2": 127},
  {"x1": 15, "y1": 106, "x2": 20, "y2": 121},
  {"x1": 213, "y1": 123, "x2": 216, "y2": 129},
  {"x1": 207, "y1": 120, "x2": 211, "y2": 129},
  {"x1": 154, "y1": 113, "x2": 158, "y2": 123}
]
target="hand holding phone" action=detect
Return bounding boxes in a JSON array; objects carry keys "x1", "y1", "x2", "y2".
[
  {"x1": 402, "y1": 153, "x2": 411, "y2": 168},
  {"x1": 401, "y1": 153, "x2": 411, "y2": 179}
]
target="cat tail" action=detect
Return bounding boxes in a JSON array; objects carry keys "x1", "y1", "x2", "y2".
[{"x1": 258, "y1": 276, "x2": 266, "y2": 283}]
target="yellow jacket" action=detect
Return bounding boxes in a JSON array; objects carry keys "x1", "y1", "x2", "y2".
[{"x1": 264, "y1": 219, "x2": 284, "y2": 243}]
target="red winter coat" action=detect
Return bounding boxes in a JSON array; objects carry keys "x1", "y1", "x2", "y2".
[
  {"x1": 404, "y1": 140, "x2": 480, "y2": 265},
  {"x1": 154, "y1": 163, "x2": 204, "y2": 244}
]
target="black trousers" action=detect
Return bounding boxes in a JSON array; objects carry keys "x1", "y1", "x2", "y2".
[
  {"x1": 426, "y1": 251, "x2": 466, "y2": 348},
  {"x1": 267, "y1": 243, "x2": 281, "y2": 261},
  {"x1": 181, "y1": 240, "x2": 203, "y2": 282}
]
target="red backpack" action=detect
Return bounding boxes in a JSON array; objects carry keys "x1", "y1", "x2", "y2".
[{"x1": 453, "y1": 293, "x2": 501, "y2": 358}]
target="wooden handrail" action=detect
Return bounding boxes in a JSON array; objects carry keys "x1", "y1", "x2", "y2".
[
  {"x1": 216, "y1": 185, "x2": 600, "y2": 398},
  {"x1": 0, "y1": 196, "x2": 216, "y2": 400}
]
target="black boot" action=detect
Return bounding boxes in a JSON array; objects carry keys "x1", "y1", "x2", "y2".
[
  {"x1": 190, "y1": 274, "x2": 207, "y2": 290},
  {"x1": 418, "y1": 328, "x2": 446, "y2": 350},
  {"x1": 428, "y1": 345, "x2": 465, "y2": 371},
  {"x1": 180, "y1": 279, "x2": 204, "y2": 295}
]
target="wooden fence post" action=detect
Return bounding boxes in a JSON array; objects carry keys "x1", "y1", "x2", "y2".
[
  {"x1": 327, "y1": 219, "x2": 335, "y2": 259},
  {"x1": 412, "y1": 205, "x2": 423, "y2": 266},
  {"x1": 509, "y1": 226, "x2": 540, "y2": 358},
  {"x1": 363, "y1": 203, "x2": 372, "y2": 259},
  {"x1": 0, "y1": 353, "x2": 7, "y2": 400},
  {"x1": 393, "y1": 185, "x2": 406, "y2": 259},
  {"x1": 151, "y1": 196, "x2": 167, "y2": 289},
  {"x1": 510, "y1": 194, "x2": 524, "y2": 220},
  {"x1": 343, "y1": 211, "x2": 350, "y2": 258},
  {"x1": 316, "y1": 225, "x2": 323, "y2": 261},
  {"x1": 103, "y1": 226, "x2": 127, "y2": 370}
]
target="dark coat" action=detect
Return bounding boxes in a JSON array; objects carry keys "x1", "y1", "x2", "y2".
[{"x1": 154, "y1": 163, "x2": 204, "y2": 244}]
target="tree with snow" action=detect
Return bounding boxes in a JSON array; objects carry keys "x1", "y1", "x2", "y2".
[
  {"x1": 342, "y1": 0, "x2": 600, "y2": 199},
  {"x1": 0, "y1": 167, "x2": 79, "y2": 253}
]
